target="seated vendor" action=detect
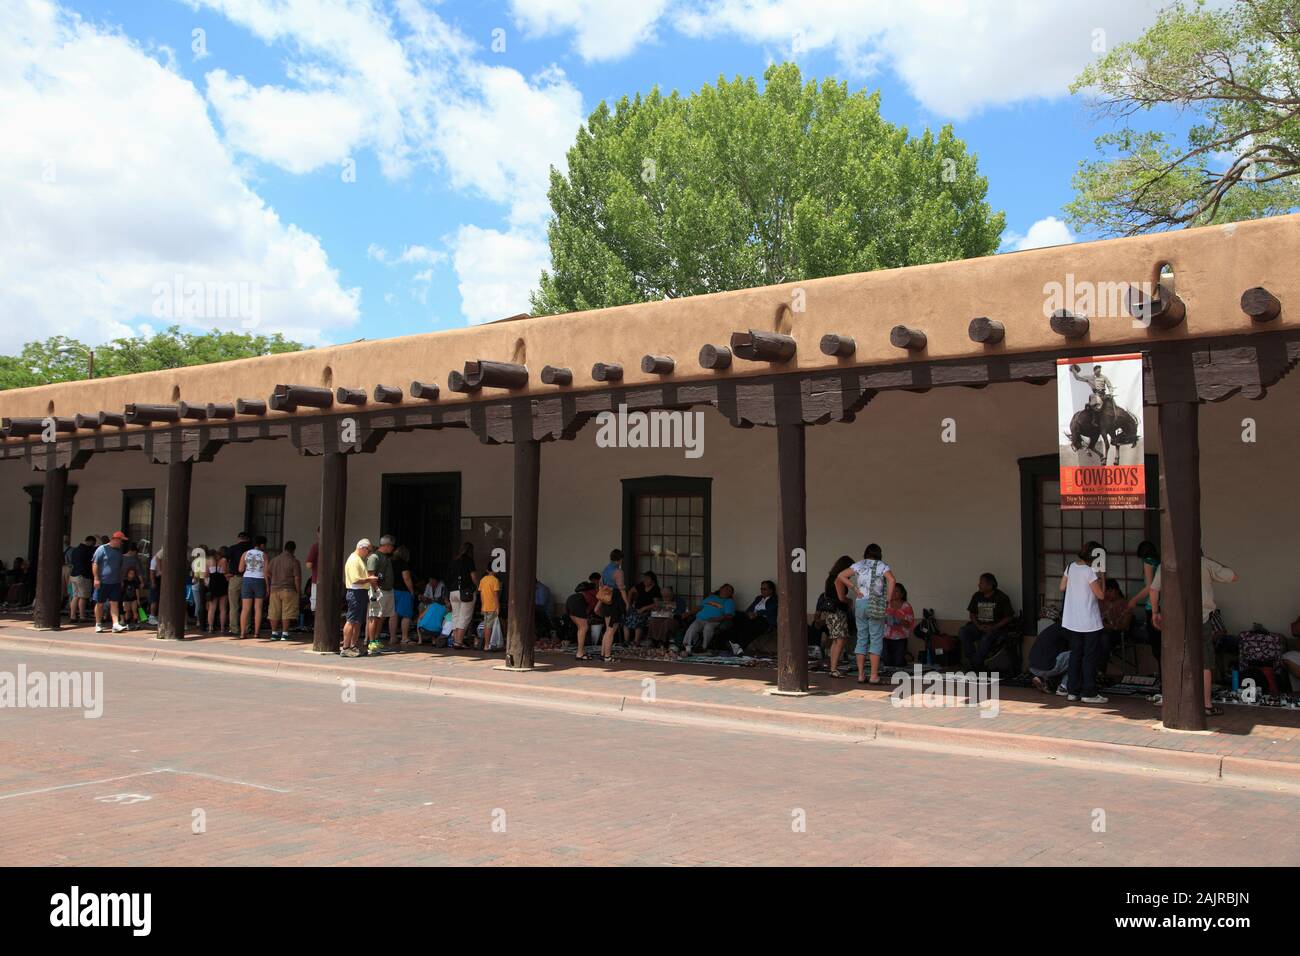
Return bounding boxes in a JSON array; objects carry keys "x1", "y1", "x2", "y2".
[
  {"x1": 958, "y1": 573, "x2": 1014, "y2": 670},
  {"x1": 727, "y1": 580, "x2": 778, "y2": 653},
  {"x1": 679, "y1": 584, "x2": 736, "y2": 655}
]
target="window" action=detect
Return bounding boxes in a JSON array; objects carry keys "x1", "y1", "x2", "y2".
[
  {"x1": 121, "y1": 489, "x2": 155, "y2": 554},
  {"x1": 244, "y1": 485, "x2": 286, "y2": 552},
  {"x1": 622, "y1": 477, "x2": 710, "y2": 609},
  {"x1": 1019, "y1": 455, "x2": 1158, "y2": 622}
]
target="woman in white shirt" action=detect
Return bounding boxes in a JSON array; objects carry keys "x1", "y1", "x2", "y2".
[{"x1": 1059, "y1": 539, "x2": 1107, "y2": 704}]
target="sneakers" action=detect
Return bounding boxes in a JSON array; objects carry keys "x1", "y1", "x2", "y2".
[
  {"x1": 367, "y1": 641, "x2": 384, "y2": 654},
  {"x1": 1080, "y1": 694, "x2": 1109, "y2": 704},
  {"x1": 111, "y1": 623, "x2": 127, "y2": 633},
  {"x1": 1067, "y1": 694, "x2": 1080, "y2": 701},
  {"x1": 340, "y1": 647, "x2": 360, "y2": 658},
  {"x1": 1056, "y1": 684, "x2": 1069, "y2": 697},
  {"x1": 94, "y1": 624, "x2": 107, "y2": 633},
  {"x1": 147, "y1": 615, "x2": 159, "y2": 625}
]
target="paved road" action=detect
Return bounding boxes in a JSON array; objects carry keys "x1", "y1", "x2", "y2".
[{"x1": 1, "y1": 648, "x2": 1297, "y2": 866}]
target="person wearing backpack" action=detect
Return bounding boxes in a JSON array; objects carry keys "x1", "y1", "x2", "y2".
[{"x1": 837, "y1": 543, "x2": 896, "y2": 684}]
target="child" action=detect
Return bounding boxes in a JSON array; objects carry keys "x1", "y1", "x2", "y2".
[
  {"x1": 883, "y1": 582, "x2": 915, "y2": 669},
  {"x1": 478, "y1": 568, "x2": 501, "y2": 651},
  {"x1": 121, "y1": 566, "x2": 142, "y2": 629}
]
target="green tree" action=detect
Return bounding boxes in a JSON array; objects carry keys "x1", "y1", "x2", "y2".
[
  {"x1": 530, "y1": 62, "x2": 1004, "y2": 315},
  {"x1": 0, "y1": 327, "x2": 306, "y2": 391},
  {"x1": 1068, "y1": 0, "x2": 1300, "y2": 235}
]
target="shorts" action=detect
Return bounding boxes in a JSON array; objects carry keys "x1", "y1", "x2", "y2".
[
  {"x1": 449, "y1": 592, "x2": 475, "y2": 630},
  {"x1": 825, "y1": 608, "x2": 849, "y2": 641},
  {"x1": 241, "y1": 577, "x2": 267, "y2": 600},
  {"x1": 345, "y1": 588, "x2": 368, "y2": 625},
  {"x1": 853, "y1": 599, "x2": 885, "y2": 656},
  {"x1": 368, "y1": 589, "x2": 395, "y2": 618},
  {"x1": 394, "y1": 589, "x2": 414, "y2": 620},
  {"x1": 1202, "y1": 619, "x2": 1216, "y2": 664},
  {"x1": 94, "y1": 582, "x2": 122, "y2": 604},
  {"x1": 71, "y1": 575, "x2": 93, "y2": 600},
  {"x1": 268, "y1": 589, "x2": 298, "y2": 621}
]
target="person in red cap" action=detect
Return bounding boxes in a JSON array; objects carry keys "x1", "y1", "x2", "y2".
[{"x1": 92, "y1": 532, "x2": 129, "y2": 633}]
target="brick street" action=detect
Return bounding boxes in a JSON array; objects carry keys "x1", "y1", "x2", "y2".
[{"x1": 2, "y1": 645, "x2": 1298, "y2": 866}]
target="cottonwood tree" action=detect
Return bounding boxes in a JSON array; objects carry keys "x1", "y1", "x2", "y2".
[
  {"x1": 0, "y1": 327, "x2": 304, "y2": 390},
  {"x1": 530, "y1": 62, "x2": 1004, "y2": 315},
  {"x1": 1068, "y1": 0, "x2": 1300, "y2": 235}
]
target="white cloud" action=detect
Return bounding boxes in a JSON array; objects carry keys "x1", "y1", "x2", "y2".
[
  {"x1": 0, "y1": 0, "x2": 359, "y2": 348},
  {"x1": 1002, "y1": 216, "x2": 1077, "y2": 252},
  {"x1": 451, "y1": 225, "x2": 550, "y2": 324},
  {"x1": 366, "y1": 243, "x2": 389, "y2": 262},
  {"x1": 396, "y1": 245, "x2": 445, "y2": 265},
  {"x1": 509, "y1": 0, "x2": 671, "y2": 62}
]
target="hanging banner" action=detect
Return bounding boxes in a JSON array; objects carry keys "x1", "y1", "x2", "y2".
[{"x1": 1057, "y1": 354, "x2": 1145, "y2": 510}]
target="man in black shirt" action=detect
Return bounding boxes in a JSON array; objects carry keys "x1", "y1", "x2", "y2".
[
  {"x1": 959, "y1": 572, "x2": 1015, "y2": 670},
  {"x1": 1028, "y1": 622, "x2": 1070, "y2": 693},
  {"x1": 224, "y1": 532, "x2": 253, "y2": 628},
  {"x1": 67, "y1": 535, "x2": 97, "y2": 624}
]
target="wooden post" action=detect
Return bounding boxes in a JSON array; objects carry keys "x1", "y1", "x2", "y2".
[
  {"x1": 32, "y1": 466, "x2": 69, "y2": 630},
  {"x1": 157, "y1": 460, "x2": 193, "y2": 640},
  {"x1": 505, "y1": 435, "x2": 541, "y2": 670},
  {"x1": 1156, "y1": 401, "x2": 1206, "y2": 731},
  {"x1": 313, "y1": 451, "x2": 348, "y2": 653},
  {"x1": 775, "y1": 423, "x2": 809, "y2": 693}
]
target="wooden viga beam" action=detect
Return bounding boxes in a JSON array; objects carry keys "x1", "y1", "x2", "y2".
[
  {"x1": 336, "y1": 387, "x2": 367, "y2": 406},
  {"x1": 74, "y1": 413, "x2": 103, "y2": 430},
  {"x1": 177, "y1": 401, "x2": 208, "y2": 421},
  {"x1": 2, "y1": 417, "x2": 76, "y2": 437},
  {"x1": 462, "y1": 360, "x2": 529, "y2": 391},
  {"x1": 819, "y1": 334, "x2": 855, "y2": 357},
  {"x1": 592, "y1": 362, "x2": 623, "y2": 383},
  {"x1": 206, "y1": 403, "x2": 236, "y2": 420},
  {"x1": 730, "y1": 330, "x2": 796, "y2": 363},
  {"x1": 1241, "y1": 287, "x2": 1281, "y2": 322},
  {"x1": 373, "y1": 384, "x2": 403, "y2": 404},
  {"x1": 410, "y1": 380, "x2": 440, "y2": 401},
  {"x1": 641, "y1": 354, "x2": 674, "y2": 374},
  {"x1": 699, "y1": 344, "x2": 732, "y2": 370},
  {"x1": 968, "y1": 317, "x2": 1005, "y2": 345},
  {"x1": 889, "y1": 326, "x2": 927, "y2": 351},
  {"x1": 235, "y1": 398, "x2": 267, "y2": 416},
  {"x1": 1049, "y1": 309, "x2": 1090, "y2": 339},
  {"x1": 540, "y1": 365, "x2": 572, "y2": 386},
  {"x1": 124, "y1": 403, "x2": 181, "y2": 425},
  {"x1": 1125, "y1": 282, "x2": 1186, "y2": 330},
  {"x1": 272, "y1": 384, "x2": 334, "y2": 411},
  {"x1": 98, "y1": 411, "x2": 126, "y2": 427}
]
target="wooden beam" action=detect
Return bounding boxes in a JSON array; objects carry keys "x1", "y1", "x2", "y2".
[
  {"x1": 273, "y1": 384, "x2": 334, "y2": 409},
  {"x1": 2, "y1": 418, "x2": 49, "y2": 438},
  {"x1": 592, "y1": 362, "x2": 623, "y2": 382},
  {"x1": 157, "y1": 459, "x2": 193, "y2": 640},
  {"x1": 1126, "y1": 283, "x2": 1186, "y2": 330},
  {"x1": 1241, "y1": 286, "x2": 1281, "y2": 322},
  {"x1": 890, "y1": 325, "x2": 927, "y2": 351},
  {"x1": 206, "y1": 403, "x2": 236, "y2": 420},
  {"x1": 447, "y1": 370, "x2": 472, "y2": 393},
  {"x1": 336, "y1": 387, "x2": 367, "y2": 406},
  {"x1": 968, "y1": 317, "x2": 1004, "y2": 344},
  {"x1": 74, "y1": 413, "x2": 103, "y2": 430},
  {"x1": 124, "y1": 404, "x2": 180, "y2": 424},
  {"x1": 775, "y1": 423, "x2": 808, "y2": 693},
  {"x1": 410, "y1": 380, "x2": 440, "y2": 401},
  {"x1": 313, "y1": 451, "x2": 347, "y2": 653},
  {"x1": 177, "y1": 401, "x2": 208, "y2": 421},
  {"x1": 98, "y1": 411, "x2": 126, "y2": 427},
  {"x1": 373, "y1": 384, "x2": 403, "y2": 404},
  {"x1": 540, "y1": 365, "x2": 572, "y2": 385},
  {"x1": 1049, "y1": 309, "x2": 1089, "y2": 339},
  {"x1": 641, "y1": 354, "x2": 675, "y2": 374},
  {"x1": 699, "y1": 344, "x2": 732, "y2": 369},
  {"x1": 730, "y1": 329, "x2": 795, "y2": 363},
  {"x1": 819, "y1": 334, "x2": 855, "y2": 357},
  {"x1": 505, "y1": 406, "x2": 540, "y2": 670},
  {"x1": 31, "y1": 466, "x2": 68, "y2": 630},
  {"x1": 463, "y1": 360, "x2": 529, "y2": 390},
  {"x1": 1155, "y1": 387, "x2": 1206, "y2": 731}
]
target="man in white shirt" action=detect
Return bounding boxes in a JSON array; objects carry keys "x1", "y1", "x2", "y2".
[{"x1": 1151, "y1": 554, "x2": 1238, "y2": 717}]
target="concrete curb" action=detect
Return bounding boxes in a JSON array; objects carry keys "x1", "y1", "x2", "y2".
[{"x1": 4, "y1": 633, "x2": 1297, "y2": 790}]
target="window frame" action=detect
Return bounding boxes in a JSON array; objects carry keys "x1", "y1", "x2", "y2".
[
  {"x1": 620, "y1": 475, "x2": 711, "y2": 610},
  {"x1": 244, "y1": 484, "x2": 287, "y2": 553},
  {"x1": 120, "y1": 488, "x2": 156, "y2": 554}
]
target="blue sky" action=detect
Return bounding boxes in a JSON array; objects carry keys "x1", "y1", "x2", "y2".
[{"x1": 2, "y1": 0, "x2": 1177, "y2": 348}]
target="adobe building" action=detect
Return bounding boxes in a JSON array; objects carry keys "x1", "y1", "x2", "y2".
[{"x1": 3, "y1": 213, "x2": 1297, "y2": 730}]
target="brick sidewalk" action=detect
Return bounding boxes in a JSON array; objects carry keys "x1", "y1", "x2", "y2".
[{"x1": 5, "y1": 616, "x2": 1300, "y2": 775}]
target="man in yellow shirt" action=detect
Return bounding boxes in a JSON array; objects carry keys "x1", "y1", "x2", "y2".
[
  {"x1": 342, "y1": 539, "x2": 378, "y2": 658},
  {"x1": 478, "y1": 569, "x2": 501, "y2": 651}
]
